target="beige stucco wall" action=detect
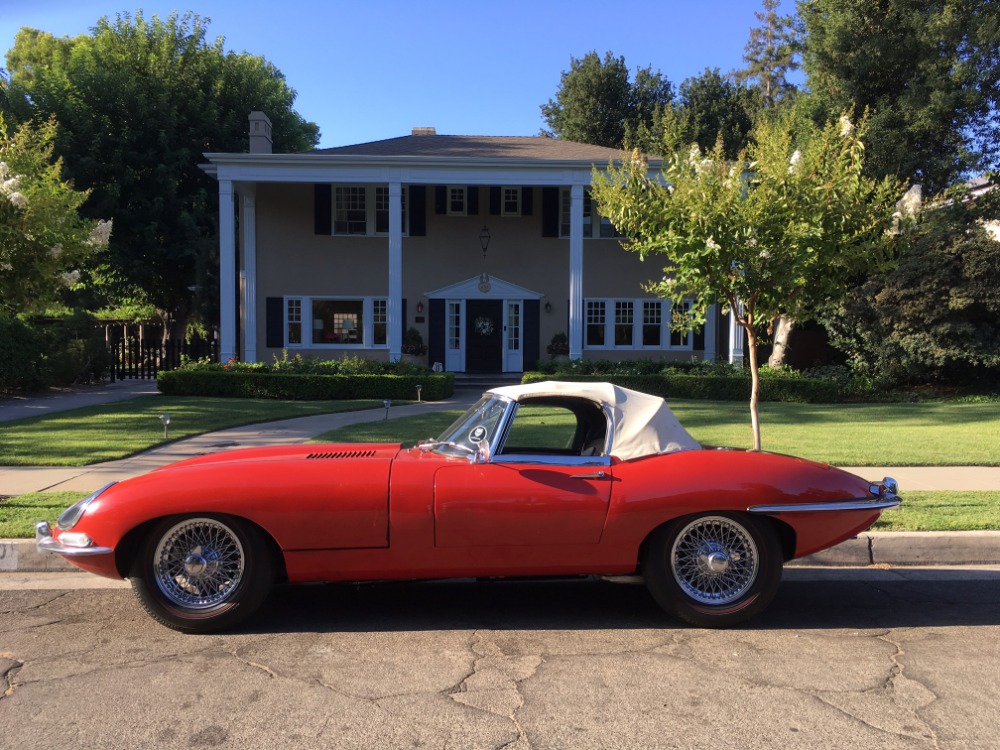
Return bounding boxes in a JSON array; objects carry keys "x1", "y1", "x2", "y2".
[{"x1": 249, "y1": 184, "x2": 700, "y2": 365}]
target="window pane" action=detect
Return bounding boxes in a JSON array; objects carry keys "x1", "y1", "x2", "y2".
[
  {"x1": 614, "y1": 301, "x2": 633, "y2": 346},
  {"x1": 507, "y1": 302, "x2": 520, "y2": 351},
  {"x1": 448, "y1": 302, "x2": 461, "y2": 350},
  {"x1": 502, "y1": 404, "x2": 578, "y2": 452},
  {"x1": 312, "y1": 300, "x2": 364, "y2": 344},
  {"x1": 642, "y1": 301, "x2": 661, "y2": 346},
  {"x1": 670, "y1": 302, "x2": 692, "y2": 347},
  {"x1": 560, "y1": 189, "x2": 593, "y2": 238},
  {"x1": 586, "y1": 300, "x2": 605, "y2": 346},
  {"x1": 449, "y1": 186, "x2": 465, "y2": 214},
  {"x1": 503, "y1": 187, "x2": 520, "y2": 215},
  {"x1": 372, "y1": 299, "x2": 387, "y2": 345},
  {"x1": 286, "y1": 299, "x2": 302, "y2": 345},
  {"x1": 375, "y1": 187, "x2": 406, "y2": 234},
  {"x1": 335, "y1": 187, "x2": 366, "y2": 235}
]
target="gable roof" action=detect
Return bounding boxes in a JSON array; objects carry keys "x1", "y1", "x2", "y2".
[{"x1": 310, "y1": 134, "x2": 633, "y2": 162}]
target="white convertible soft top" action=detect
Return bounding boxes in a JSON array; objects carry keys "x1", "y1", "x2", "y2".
[{"x1": 488, "y1": 381, "x2": 701, "y2": 460}]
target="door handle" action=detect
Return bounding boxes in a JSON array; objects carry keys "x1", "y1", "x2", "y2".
[{"x1": 571, "y1": 471, "x2": 609, "y2": 480}]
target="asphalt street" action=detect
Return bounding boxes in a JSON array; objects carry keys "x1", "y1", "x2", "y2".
[{"x1": 2, "y1": 567, "x2": 999, "y2": 749}]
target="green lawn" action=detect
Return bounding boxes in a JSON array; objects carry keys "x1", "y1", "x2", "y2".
[
  {"x1": 3, "y1": 489, "x2": 996, "y2": 538},
  {"x1": 313, "y1": 400, "x2": 1000, "y2": 467},
  {"x1": 0, "y1": 396, "x2": 384, "y2": 466}
]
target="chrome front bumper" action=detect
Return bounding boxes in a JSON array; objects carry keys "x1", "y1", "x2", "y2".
[{"x1": 35, "y1": 521, "x2": 113, "y2": 557}]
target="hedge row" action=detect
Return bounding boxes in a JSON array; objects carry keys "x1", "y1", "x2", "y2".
[
  {"x1": 157, "y1": 370, "x2": 455, "y2": 401},
  {"x1": 521, "y1": 372, "x2": 841, "y2": 403}
]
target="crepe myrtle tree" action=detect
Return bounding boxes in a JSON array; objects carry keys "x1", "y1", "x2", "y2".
[
  {"x1": 591, "y1": 110, "x2": 905, "y2": 450},
  {"x1": 0, "y1": 115, "x2": 110, "y2": 316}
]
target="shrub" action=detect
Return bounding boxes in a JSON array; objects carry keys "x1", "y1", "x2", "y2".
[
  {"x1": 521, "y1": 369, "x2": 841, "y2": 403},
  {"x1": 158, "y1": 368, "x2": 454, "y2": 401},
  {"x1": 0, "y1": 311, "x2": 109, "y2": 392},
  {"x1": 0, "y1": 315, "x2": 46, "y2": 391}
]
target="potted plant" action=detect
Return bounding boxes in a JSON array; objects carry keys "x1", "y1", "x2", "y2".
[
  {"x1": 546, "y1": 332, "x2": 569, "y2": 360},
  {"x1": 401, "y1": 327, "x2": 427, "y2": 362}
]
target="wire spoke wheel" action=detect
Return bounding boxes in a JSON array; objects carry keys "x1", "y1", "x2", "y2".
[
  {"x1": 670, "y1": 515, "x2": 759, "y2": 606},
  {"x1": 153, "y1": 517, "x2": 246, "y2": 609},
  {"x1": 644, "y1": 512, "x2": 782, "y2": 628}
]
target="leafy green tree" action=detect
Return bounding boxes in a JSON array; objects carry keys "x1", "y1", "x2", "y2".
[
  {"x1": 823, "y1": 187, "x2": 1000, "y2": 388},
  {"x1": 799, "y1": 0, "x2": 1000, "y2": 193},
  {"x1": 0, "y1": 114, "x2": 109, "y2": 317},
  {"x1": 4, "y1": 11, "x2": 319, "y2": 340},
  {"x1": 541, "y1": 51, "x2": 673, "y2": 148},
  {"x1": 736, "y1": 0, "x2": 801, "y2": 107},
  {"x1": 591, "y1": 111, "x2": 903, "y2": 449},
  {"x1": 626, "y1": 70, "x2": 758, "y2": 159}
]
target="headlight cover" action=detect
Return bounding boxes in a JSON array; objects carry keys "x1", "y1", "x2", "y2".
[{"x1": 57, "y1": 482, "x2": 116, "y2": 531}]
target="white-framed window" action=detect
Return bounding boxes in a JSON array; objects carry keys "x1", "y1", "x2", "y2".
[
  {"x1": 286, "y1": 298, "x2": 302, "y2": 345},
  {"x1": 333, "y1": 185, "x2": 407, "y2": 236},
  {"x1": 448, "y1": 186, "x2": 466, "y2": 215},
  {"x1": 559, "y1": 188, "x2": 624, "y2": 239},
  {"x1": 584, "y1": 298, "x2": 695, "y2": 350},
  {"x1": 283, "y1": 296, "x2": 389, "y2": 348},
  {"x1": 502, "y1": 187, "x2": 521, "y2": 216},
  {"x1": 560, "y1": 188, "x2": 593, "y2": 238},
  {"x1": 585, "y1": 300, "x2": 605, "y2": 346}
]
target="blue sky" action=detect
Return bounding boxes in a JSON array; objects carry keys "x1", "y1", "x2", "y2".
[{"x1": 1, "y1": 1, "x2": 798, "y2": 149}]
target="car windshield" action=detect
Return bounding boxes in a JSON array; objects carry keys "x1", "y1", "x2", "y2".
[{"x1": 425, "y1": 395, "x2": 510, "y2": 457}]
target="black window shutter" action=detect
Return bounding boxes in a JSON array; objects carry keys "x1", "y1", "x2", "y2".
[
  {"x1": 542, "y1": 187, "x2": 559, "y2": 237},
  {"x1": 521, "y1": 187, "x2": 533, "y2": 216},
  {"x1": 265, "y1": 298, "x2": 284, "y2": 348},
  {"x1": 489, "y1": 186, "x2": 501, "y2": 215},
  {"x1": 467, "y1": 186, "x2": 479, "y2": 215},
  {"x1": 523, "y1": 300, "x2": 540, "y2": 371},
  {"x1": 409, "y1": 186, "x2": 426, "y2": 236},
  {"x1": 435, "y1": 186, "x2": 447, "y2": 214},
  {"x1": 429, "y1": 299, "x2": 446, "y2": 368},
  {"x1": 693, "y1": 325, "x2": 705, "y2": 352},
  {"x1": 314, "y1": 184, "x2": 332, "y2": 235},
  {"x1": 401, "y1": 298, "x2": 407, "y2": 332}
]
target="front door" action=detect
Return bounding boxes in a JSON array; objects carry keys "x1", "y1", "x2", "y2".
[{"x1": 465, "y1": 299, "x2": 503, "y2": 372}]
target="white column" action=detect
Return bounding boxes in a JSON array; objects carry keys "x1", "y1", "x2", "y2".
[
  {"x1": 218, "y1": 179, "x2": 237, "y2": 362},
  {"x1": 241, "y1": 188, "x2": 257, "y2": 362},
  {"x1": 568, "y1": 184, "x2": 585, "y2": 360},
  {"x1": 702, "y1": 302, "x2": 717, "y2": 361},
  {"x1": 388, "y1": 182, "x2": 403, "y2": 361},
  {"x1": 728, "y1": 304, "x2": 745, "y2": 365}
]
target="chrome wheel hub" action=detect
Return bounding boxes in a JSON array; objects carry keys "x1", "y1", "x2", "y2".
[
  {"x1": 153, "y1": 518, "x2": 245, "y2": 609},
  {"x1": 671, "y1": 516, "x2": 759, "y2": 605}
]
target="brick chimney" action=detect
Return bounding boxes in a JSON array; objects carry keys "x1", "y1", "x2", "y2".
[
  {"x1": 249, "y1": 111, "x2": 273, "y2": 154},
  {"x1": 411, "y1": 127, "x2": 437, "y2": 136}
]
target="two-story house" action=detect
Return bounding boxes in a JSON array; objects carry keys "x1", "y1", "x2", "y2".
[{"x1": 201, "y1": 112, "x2": 741, "y2": 373}]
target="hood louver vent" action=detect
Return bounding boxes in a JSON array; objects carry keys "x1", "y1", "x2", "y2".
[{"x1": 306, "y1": 450, "x2": 378, "y2": 460}]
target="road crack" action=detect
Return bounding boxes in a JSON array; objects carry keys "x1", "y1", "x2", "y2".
[
  {"x1": 448, "y1": 631, "x2": 541, "y2": 749},
  {"x1": 1, "y1": 652, "x2": 23, "y2": 700}
]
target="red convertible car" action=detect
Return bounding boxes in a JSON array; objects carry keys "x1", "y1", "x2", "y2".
[{"x1": 37, "y1": 381, "x2": 900, "y2": 633}]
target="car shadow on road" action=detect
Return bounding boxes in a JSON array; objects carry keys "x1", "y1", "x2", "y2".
[{"x1": 239, "y1": 572, "x2": 1000, "y2": 634}]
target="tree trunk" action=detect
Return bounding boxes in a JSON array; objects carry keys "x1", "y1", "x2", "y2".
[
  {"x1": 157, "y1": 307, "x2": 190, "y2": 346},
  {"x1": 768, "y1": 314, "x2": 796, "y2": 368},
  {"x1": 746, "y1": 326, "x2": 763, "y2": 451}
]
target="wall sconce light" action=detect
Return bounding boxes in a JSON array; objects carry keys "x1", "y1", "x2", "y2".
[
  {"x1": 416, "y1": 301, "x2": 424, "y2": 314},
  {"x1": 544, "y1": 301, "x2": 552, "y2": 314},
  {"x1": 159, "y1": 413, "x2": 171, "y2": 439},
  {"x1": 478, "y1": 226, "x2": 491, "y2": 258}
]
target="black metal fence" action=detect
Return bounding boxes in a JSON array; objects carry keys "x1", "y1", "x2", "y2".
[{"x1": 109, "y1": 335, "x2": 218, "y2": 380}]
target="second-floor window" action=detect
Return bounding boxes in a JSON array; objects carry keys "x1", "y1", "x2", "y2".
[{"x1": 334, "y1": 186, "x2": 407, "y2": 236}]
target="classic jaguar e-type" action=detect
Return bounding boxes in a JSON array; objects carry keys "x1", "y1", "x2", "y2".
[{"x1": 37, "y1": 381, "x2": 900, "y2": 632}]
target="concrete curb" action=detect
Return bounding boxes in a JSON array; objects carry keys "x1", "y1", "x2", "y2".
[{"x1": 5, "y1": 531, "x2": 1000, "y2": 574}]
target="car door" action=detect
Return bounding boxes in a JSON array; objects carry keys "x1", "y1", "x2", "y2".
[{"x1": 433, "y1": 400, "x2": 613, "y2": 548}]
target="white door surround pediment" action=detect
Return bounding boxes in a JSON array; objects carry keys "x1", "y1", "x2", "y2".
[{"x1": 425, "y1": 275, "x2": 544, "y2": 301}]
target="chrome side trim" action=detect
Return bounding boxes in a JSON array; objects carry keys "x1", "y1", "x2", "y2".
[
  {"x1": 490, "y1": 454, "x2": 611, "y2": 468},
  {"x1": 748, "y1": 497, "x2": 902, "y2": 514},
  {"x1": 35, "y1": 521, "x2": 114, "y2": 557}
]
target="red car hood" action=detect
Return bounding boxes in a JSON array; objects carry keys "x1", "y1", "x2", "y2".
[{"x1": 152, "y1": 442, "x2": 403, "y2": 472}]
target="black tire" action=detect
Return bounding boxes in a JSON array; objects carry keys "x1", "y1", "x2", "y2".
[
  {"x1": 128, "y1": 514, "x2": 274, "y2": 633},
  {"x1": 643, "y1": 513, "x2": 782, "y2": 628}
]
